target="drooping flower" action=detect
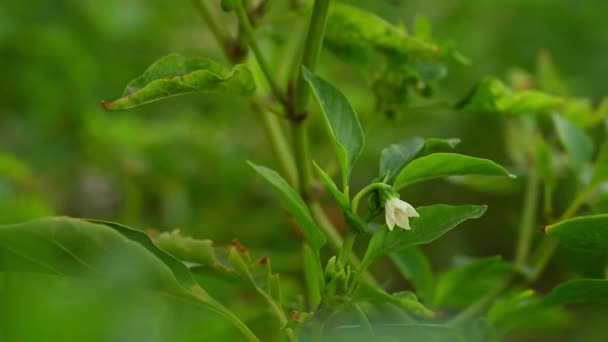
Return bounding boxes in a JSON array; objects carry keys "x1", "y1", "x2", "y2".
[{"x1": 384, "y1": 197, "x2": 419, "y2": 231}]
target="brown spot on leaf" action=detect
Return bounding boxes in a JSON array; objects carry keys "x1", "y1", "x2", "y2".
[
  {"x1": 539, "y1": 225, "x2": 548, "y2": 233},
  {"x1": 231, "y1": 239, "x2": 247, "y2": 254},
  {"x1": 100, "y1": 100, "x2": 110, "y2": 109},
  {"x1": 291, "y1": 311, "x2": 300, "y2": 323},
  {"x1": 258, "y1": 256, "x2": 269, "y2": 264}
]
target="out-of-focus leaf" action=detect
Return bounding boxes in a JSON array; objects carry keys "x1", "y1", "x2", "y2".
[
  {"x1": 536, "y1": 135, "x2": 557, "y2": 214},
  {"x1": 390, "y1": 247, "x2": 434, "y2": 302},
  {"x1": 458, "y1": 76, "x2": 563, "y2": 114},
  {"x1": 536, "y1": 51, "x2": 570, "y2": 96},
  {"x1": 153, "y1": 230, "x2": 216, "y2": 267},
  {"x1": 433, "y1": 256, "x2": 515, "y2": 309},
  {"x1": 393, "y1": 153, "x2": 512, "y2": 190},
  {"x1": 545, "y1": 214, "x2": 608, "y2": 251},
  {"x1": 354, "y1": 281, "x2": 434, "y2": 317},
  {"x1": 248, "y1": 162, "x2": 326, "y2": 250},
  {"x1": 102, "y1": 54, "x2": 255, "y2": 111},
  {"x1": 591, "y1": 142, "x2": 608, "y2": 186},
  {"x1": 330, "y1": 323, "x2": 464, "y2": 341},
  {"x1": 87, "y1": 219, "x2": 197, "y2": 289},
  {"x1": 302, "y1": 244, "x2": 323, "y2": 309},
  {"x1": 0, "y1": 218, "x2": 185, "y2": 293},
  {"x1": 540, "y1": 279, "x2": 608, "y2": 306},
  {"x1": 379, "y1": 137, "x2": 460, "y2": 181},
  {"x1": 325, "y1": 3, "x2": 440, "y2": 67},
  {"x1": 360, "y1": 205, "x2": 487, "y2": 270},
  {"x1": 553, "y1": 114, "x2": 593, "y2": 168},
  {"x1": 303, "y1": 68, "x2": 364, "y2": 186}
]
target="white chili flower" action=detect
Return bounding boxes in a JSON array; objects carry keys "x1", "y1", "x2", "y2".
[{"x1": 385, "y1": 197, "x2": 419, "y2": 231}]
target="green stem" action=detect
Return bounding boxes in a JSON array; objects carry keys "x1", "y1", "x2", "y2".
[
  {"x1": 234, "y1": 0, "x2": 287, "y2": 105},
  {"x1": 351, "y1": 183, "x2": 392, "y2": 217},
  {"x1": 514, "y1": 166, "x2": 540, "y2": 267},
  {"x1": 252, "y1": 103, "x2": 298, "y2": 187},
  {"x1": 190, "y1": 0, "x2": 230, "y2": 56}
]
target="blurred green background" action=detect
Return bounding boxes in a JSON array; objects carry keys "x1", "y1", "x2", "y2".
[{"x1": 1, "y1": 0, "x2": 607, "y2": 340}]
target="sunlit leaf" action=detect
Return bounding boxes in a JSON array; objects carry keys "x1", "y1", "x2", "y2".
[
  {"x1": 102, "y1": 54, "x2": 255, "y2": 111},
  {"x1": 393, "y1": 153, "x2": 512, "y2": 190},
  {"x1": 361, "y1": 205, "x2": 487, "y2": 270}
]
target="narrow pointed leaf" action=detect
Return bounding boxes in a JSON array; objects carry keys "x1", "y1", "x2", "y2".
[
  {"x1": 393, "y1": 153, "x2": 512, "y2": 190},
  {"x1": 303, "y1": 68, "x2": 364, "y2": 186},
  {"x1": 545, "y1": 214, "x2": 608, "y2": 251},
  {"x1": 248, "y1": 162, "x2": 326, "y2": 250},
  {"x1": 361, "y1": 205, "x2": 487, "y2": 270},
  {"x1": 102, "y1": 54, "x2": 255, "y2": 111}
]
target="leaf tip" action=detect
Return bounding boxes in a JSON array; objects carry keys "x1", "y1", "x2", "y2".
[
  {"x1": 539, "y1": 224, "x2": 548, "y2": 233},
  {"x1": 100, "y1": 100, "x2": 111, "y2": 111}
]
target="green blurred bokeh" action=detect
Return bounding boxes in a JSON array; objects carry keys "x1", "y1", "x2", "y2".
[{"x1": 1, "y1": 0, "x2": 607, "y2": 341}]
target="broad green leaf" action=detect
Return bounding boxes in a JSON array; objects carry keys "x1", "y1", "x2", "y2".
[
  {"x1": 354, "y1": 281, "x2": 434, "y2": 317},
  {"x1": 380, "y1": 137, "x2": 460, "y2": 181},
  {"x1": 102, "y1": 54, "x2": 255, "y2": 111},
  {"x1": 303, "y1": 68, "x2": 364, "y2": 186},
  {"x1": 433, "y1": 256, "x2": 515, "y2": 309},
  {"x1": 393, "y1": 153, "x2": 512, "y2": 190},
  {"x1": 553, "y1": 114, "x2": 593, "y2": 168},
  {"x1": 0, "y1": 218, "x2": 186, "y2": 294},
  {"x1": 540, "y1": 279, "x2": 608, "y2": 306},
  {"x1": 248, "y1": 162, "x2": 326, "y2": 250},
  {"x1": 87, "y1": 219, "x2": 197, "y2": 289},
  {"x1": 458, "y1": 76, "x2": 562, "y2": 114},
  {"x1": 545, "y1": 214, "x2": 608, "y2": 251},
  {"x1": 360, "y1": 205, "x2": 487, "y2": 270},
  {"x1": 591, "y1": 142, "x2": 608, "y2": 186},
  {"x1": 390, "y1": 247, "x2": 434, "y2": 302}
]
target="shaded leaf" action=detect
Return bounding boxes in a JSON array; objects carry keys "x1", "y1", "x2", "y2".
[
  {"x1": 390, "y1": 247, "x2": 434, "y2": 302},
  {"x1": 433, "y1": 256, "x2": 515, "y2": 309},
  {"x1": 354, "y1": 281, "x2": 434, "y2": 317},
  {"x1": 591, "y1": 142, "x2": 608, "y2": 186},
  {"x1": 545, "y1": 214, "x2": 608, "y2": 251},
  {"x1": 541, "y1": 279, "x2": 608, "y2": 306},
  {"x1": 393, "y1": 153, "x2": 512, "y2": 190},
  {"x1": 361, "y1": 205, "x2": 487, "y2": 270},
  {"x1": 303, "y1": 68, "x2": 364, "y2": 186},
  {"x1": 102, "y1": 54, "x2": 255, "y2": 111}
]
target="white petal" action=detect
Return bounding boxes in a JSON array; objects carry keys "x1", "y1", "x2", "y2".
[
  {"x1": 391, "y1": 198, "x2": 409, "y2": 210},
  {"x1": 394, "y1": 209, "x2": 411, "y2": 230},
  {"x1": 405, "y1": 203, "x2": 420, "y2": 217},
  {"x1": 385, "y1": 206, "x2": 396, "y2": 230}
]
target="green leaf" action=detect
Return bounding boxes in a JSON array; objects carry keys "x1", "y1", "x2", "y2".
[
  {"x1": 360, "y1": 205, "x2": 487, "y2": 270},
  {"x1": 248, "y1": 162, "x2": 326, "y2": 250},
  {"x1": 458, "y1": 76, "x2": 563, "y2": 114},
  {"x1": 354, "y1": 281, "x2": 434, "y2": 317},
  {"x1": 545, "y1": 214, "x2": 608, "y2": 251},
  {"x1": 331, "y1": 323, "x2": 465, "y2": 341},
  {"x1": 302, "y1": 244, "x2": 323, "y2": 309},
  {"x1": 540, "y1": 279, "x2": 608, "y2": 306},
  {"x1": 87, "y1": 219, "x2": 197, "y2": 289},
  {"x1": 393, "y1": 153, "x2": 512, "y2": 190},
  {"x1": 389, "y1": 247, "x2": 434, "y2": 302},
  {"x1": 433, "y1": 256, "x2": 515, "y2": 309},
  {"x1": 536, "y1": 51, "x2": 570, "y2": 96},
  {"x1": 552, "y1": 114, "x2": 593, "y2": 168},
  {"x1": 0, "y1": 217, "x2": 190, "y2": 294},
  {"x1": 380, "y1": 137, "x2": 460, "y2": 181},
  {"x1": 303, "y1": 68, "x2": 364, "y2": 186},
  {"x1": 312, "y1": 161, "x2": 348, "y2": 208},
  {"x1": 153, "y1": 230, "x2": 217, "y2": 267},
  {"x1": 102, "y1": 54, "x2": 255, "y2": 111},
  {"x1": 591, "y1": 142, "x2": 608, "y2": 186}
]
